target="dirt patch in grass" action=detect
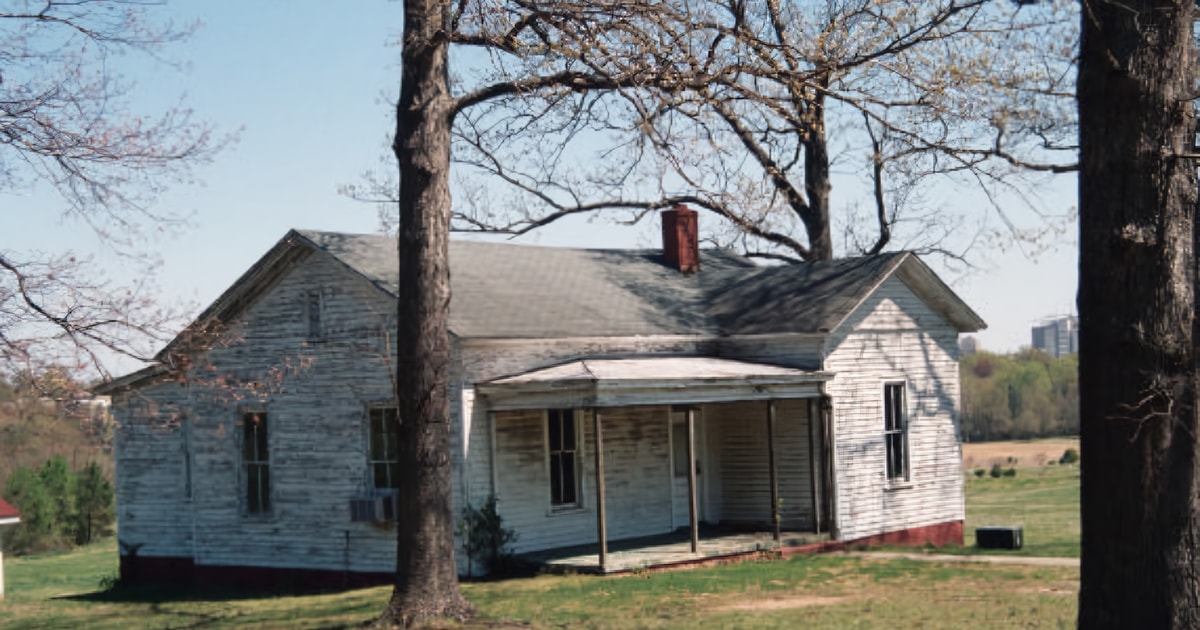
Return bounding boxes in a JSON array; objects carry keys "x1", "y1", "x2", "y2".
[
  {"x1": 714, "y1": 594, "x2": 853, "y2": 611},
  {"x1": 1015, "y1": 581, "x2": 1078, "y2": 596},
  {"x1": 963, "y1": 438, "x2": 1079, "y2": 470}
]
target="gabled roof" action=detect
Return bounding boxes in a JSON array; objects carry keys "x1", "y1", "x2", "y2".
[
  {"x1": 0, "y1": 497, "x2": 20, "y2": 523},
  {"x1": 148, "y1": 229, "x2": 984, "y2": 364}
]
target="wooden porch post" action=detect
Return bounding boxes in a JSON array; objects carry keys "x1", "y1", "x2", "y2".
[
  {"x1": 686, "y1": 407, "x2": 699, "y2": 553},
  {"x1": 767, "y1": 399, "x2": 780, "y2": 542},
  {"x1": 821, "y1": 395, "x2": 837, "y2": 539},
  {"x1": 593, "y1": 407, "x2": 608, "y2": 570},
  {"x1": 807, "y1": 398, "x2": 821, "y2": 534}
]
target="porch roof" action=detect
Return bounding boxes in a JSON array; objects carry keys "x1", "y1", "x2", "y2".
[{"x1": 477, "y1": 357, "x2": 832, "y2": 411}]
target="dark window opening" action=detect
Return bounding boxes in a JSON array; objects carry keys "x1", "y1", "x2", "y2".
[
  {"x1": 548, "y1": 409, "x2": 579, "y2": 507},
  {"x1": 242, "y1": 411, "x2": 270, "y2": 515},
  {"x1": 884, "y1": 383, "x2": 909, "y2": 482},
  {"x1": 370, "y1": 407, "x2": 401, "y2": 490}
]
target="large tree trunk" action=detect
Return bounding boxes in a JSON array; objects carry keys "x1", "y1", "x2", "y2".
[
  {"x1": 1077, "y1": 1, "x2": 1200, "y2": 627},
  {"x1": 381, "y1": 0, "x2": 473, "y2": 626},
  {"x1": 802, "y1": 88, "x2": 833, "y2": 261}
]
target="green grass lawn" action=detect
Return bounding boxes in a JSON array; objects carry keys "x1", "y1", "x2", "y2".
[
  {"x1": 1, "y1": 450, "x2": 1083, "y2": 628},
  {"x1": 962, "y1": 464, "x2": 1080, "y2": 558},
  {"x1": 1, "y1": 542, "x2": 1077, "y2": 629}
]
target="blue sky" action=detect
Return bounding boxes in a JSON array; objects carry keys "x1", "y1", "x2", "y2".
[{"x1": 12, "y1": 1, "x2": 1078, "y2": 375}]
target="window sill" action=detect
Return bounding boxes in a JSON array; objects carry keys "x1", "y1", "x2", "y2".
[
  {"x1": 883, "y1": 482, "x2": 914, "y2": 492},
  {"x1": 547, "y1": 505, "x2": 586, "y2": 517}
]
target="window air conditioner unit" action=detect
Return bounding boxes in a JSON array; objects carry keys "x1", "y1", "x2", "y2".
[{"x1": 350, "y1": 490, "x2": 400, "y2": 523}]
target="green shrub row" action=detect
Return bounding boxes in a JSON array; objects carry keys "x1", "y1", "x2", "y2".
[{"x1": 2, "y1": 456, "x2": 114, "y2": 555}]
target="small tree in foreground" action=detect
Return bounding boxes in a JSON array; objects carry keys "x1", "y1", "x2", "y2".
[{"x1": 74, "y1": 462, "x2": 115, "y2": 546}]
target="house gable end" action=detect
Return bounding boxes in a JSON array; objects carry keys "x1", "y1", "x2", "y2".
[{"x1": 152, "y1": 231, "x2": 397, "y2": 369}]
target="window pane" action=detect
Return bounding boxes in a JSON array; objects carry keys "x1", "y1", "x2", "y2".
[
  {"x1": 385, "y1": 430, "x2": 399, "y2": 463},
  {"x1": 560, "y1": 452, "x2": 576, "y2": 505},
  {"x1": 247, "y1": 464, "x2": 271, "y2": 514},
  {"x1": 561, "y1": 410, "x2": 575, "y2": 448},
  {"x1": 371, "y1": 421, "x2": 388, "y2": 460},
  {"x1": 243, "y1": 414, "x2": 257, "y2": 460},
  {"x1": 374, "y1": 463, "x2": 393, "y2": 490},
  {"x1": 257, "y1": 416, "x2": 269, "y2": 461},
  {"x1": 259, "y1": 466, "x2": 270, "y2": 512},
  {"x1": 672, "y1": 421, "x2": 688, "y2": 477},
  {"x1": 548, "y1": 411, "x2": 562, "y2": 451},
  {"x1": 550, "y1": 452, "x2": 563, "y2": 505}
]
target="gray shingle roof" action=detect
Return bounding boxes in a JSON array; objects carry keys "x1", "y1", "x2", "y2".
[{"x1": 293, "y1": 230, "x2": 981, "y2": 338}]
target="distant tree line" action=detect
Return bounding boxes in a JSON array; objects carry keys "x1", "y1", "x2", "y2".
[
  {"x1": 2, "y1": 456, "x2": 114, "y2": 555},
  {"x1": 960, "y1": 350, "x2": 1079, "y2": 442}
]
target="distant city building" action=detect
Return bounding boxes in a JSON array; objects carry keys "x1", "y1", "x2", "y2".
[
  {"x1": 959, "y1": 336, "x2": 980, "y2": 355},
  {"x1": 1031, "y1": 315, "x2": 1079, "y2": 358}
]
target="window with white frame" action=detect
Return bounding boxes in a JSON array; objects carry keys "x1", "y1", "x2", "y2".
[
  {"x1": 369, "y1": 406, "x2": 401, "y2": 490},
  {"x1": 883, "y1": 383, "x2": 909, "y2": 482},
  {"x1": 241, "y1": 411, "x2": 271, "y2": 515},
  {"x1": 548, "y1": 409, "x2": 580, "y2": 508}
]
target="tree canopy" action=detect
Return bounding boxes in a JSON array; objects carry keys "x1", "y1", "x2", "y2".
[
  {"x1": 353, "y1": 0, "x2": 1077, "y2": 263},
  {"x1": 960, "y1": 349, "x2": 1079, "y2": 442}
]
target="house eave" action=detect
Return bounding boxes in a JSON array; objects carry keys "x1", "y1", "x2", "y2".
[
  {"x1": 477, "y1": 357, "x2": 833, "y2": 411},
  {"x1": 92, "y1": 364, "x2": 169, "y2": 396}
]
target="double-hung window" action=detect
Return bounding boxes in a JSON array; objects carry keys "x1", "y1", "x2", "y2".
[
  {"x1": 883, "y1": 383, "x2": 909, "y2": 483},
  {"x1": 242, "y1": 411, "x2": 271, "y2": 515},
  {"x1": 548, "y1": 409, "x2": 580, "y2": 508},
  {"x1": 369, "y1": 407, "x2": 401, "y2": 491}
]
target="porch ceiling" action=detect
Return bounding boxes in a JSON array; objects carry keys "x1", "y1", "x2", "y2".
[{"x1": 477, "y1": 357, "x2": 832, "y2": 411}]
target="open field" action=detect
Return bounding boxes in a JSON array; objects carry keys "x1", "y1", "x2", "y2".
[
  {"x1": 963, "y1": 438, "x2": 1079, "y2": 471},
  {"x1": 958, "y1": 439, "x2": 1081, "y2": 558},
  {"x1": 0, "y1": 440, "x2": 1082, "y2": 628}
]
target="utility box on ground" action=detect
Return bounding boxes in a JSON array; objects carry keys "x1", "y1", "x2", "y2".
[{"x1": 975, "y1": 526, "x2": 1023, "y2": 550}]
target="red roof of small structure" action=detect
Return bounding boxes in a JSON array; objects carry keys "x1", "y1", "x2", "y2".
[{"x1": 0, "y1": 497, "x2": 19, "y2": 519}]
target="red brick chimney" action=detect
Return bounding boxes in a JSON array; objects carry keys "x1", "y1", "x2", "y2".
[{"x1": 661, "y1": 204, "x2": 699, "y2": 274}]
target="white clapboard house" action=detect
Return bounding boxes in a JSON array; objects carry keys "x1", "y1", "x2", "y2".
[{"x1": 98, "y1": 207, "x2": 984, "y2": 588}]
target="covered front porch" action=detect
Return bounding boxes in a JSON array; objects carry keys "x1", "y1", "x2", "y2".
[
  {"x1": 518, "y1": 527, "x2": 836, "y2": 574},
  {"x1": 479, "y1": 357, "x2": 839, "y2": 573}
]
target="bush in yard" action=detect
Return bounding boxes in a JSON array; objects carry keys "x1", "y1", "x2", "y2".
[
  {"x1": 458, "y1": 495, "x2": 518, "y2": 577},
  {"x1": 990, "y1": 463, "x2": 1004, "y2": 478},
  {"x1": 974, "y1": 469, "x2": 986, "y2": 478},
  {"x1": 1059, "y1": 448, "x2": 1080, "y2": 465},
  {"x1": 2, "y1": 465, "x2": 63, "y2": 554},
  {"x1": 1003, "y1": 467, "x2": 1018, "y2": 477}
]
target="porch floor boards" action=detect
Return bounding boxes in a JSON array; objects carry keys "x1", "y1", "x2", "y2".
[{"x1": 517, "y1": 528, "x2": 832, "y2": 574}]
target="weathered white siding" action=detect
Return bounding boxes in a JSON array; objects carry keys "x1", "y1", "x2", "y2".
[
  {"x1": 114, "y1": 250, "x2": 404, "y2": 573},
  {"x1": 822, "y1": 275, "x2": 964, "y2": 541},
  {"x1": 113, "y1": 381, "x2": 194, "y2": 560},
  {"x1": 708, "y1": 400, "x2": 814, "y2": 529},
  {"x1": 491, "y1": 406, "x2": 674, "y2": 553}
]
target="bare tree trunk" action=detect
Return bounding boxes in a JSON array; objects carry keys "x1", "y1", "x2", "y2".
[
  {"x1": 802, "y1": 89, "x2": 833, "y2": 261},
  {"x1": 1077, "y1": 1, "x2": 1200, "y2": 627},
  {"x1": 381, "y1": 0, "x2": 473, "y2": 625}
]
